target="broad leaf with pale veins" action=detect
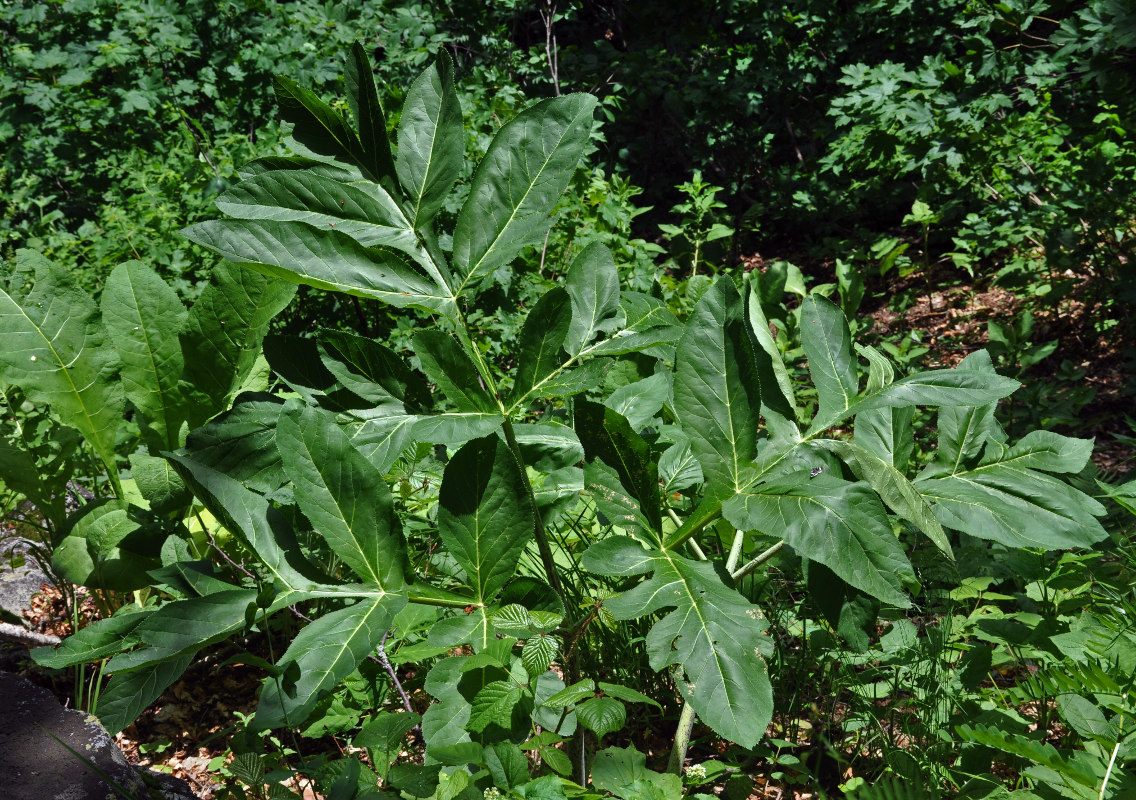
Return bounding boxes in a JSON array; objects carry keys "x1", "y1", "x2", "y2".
[
  {"x1": 452, "y1": 94, "x2": 597, "y2": 294},
  {"x1": 0, "y1": 250, "x2": 123, "y2": 472},
  {"x1": 278, "y1": 405, "x2": 409, "y2": 589},
  {"x1": 673, "y1": 277, "x2": 761, "y2": 496},
  {"x1": 581, "y1": 536, "x2": 773, "y2": 748},
  {"x1": 437, "y1": 436, "x2": 533, "y2": 603}
]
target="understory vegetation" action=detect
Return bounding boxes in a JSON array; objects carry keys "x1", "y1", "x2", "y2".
[{"x1": 2, "y1": 2, "x2": 1135, "y2": 798}]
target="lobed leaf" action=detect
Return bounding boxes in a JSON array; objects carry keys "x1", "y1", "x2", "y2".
[
  {"x1": 581, "y1": 536, "x2": 773, "y2": 748},
  {"x1": 724, "y1": 476, "x2": 915, "y2": 608}
]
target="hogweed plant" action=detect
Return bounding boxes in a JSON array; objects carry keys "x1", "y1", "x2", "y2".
[{"x1": 10, "y1": 43, "x2": 1112, "y2": 798}]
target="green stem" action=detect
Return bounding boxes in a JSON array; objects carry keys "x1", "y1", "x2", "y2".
[
  {"x1": 725, "y1": 530, "x2": 744, "y2": 574},
  {"x1": 667, "y1": 703, "x2": 697, "y2": 775},
  {"x1": 405, "y1": 592, "x2": 487, "y2": 609},
  {"x1": 1099, "y1": 707, "x2": 1124, "y2": 800},
  {"x1": 730, "y1": 540, "x2": 784, "y2": 581},
  {"x1": 666, "y1": 532, "x2": 716, "y2": 775}
]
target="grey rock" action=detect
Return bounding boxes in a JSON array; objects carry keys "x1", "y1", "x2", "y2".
[
  {"x1": 0, "y1": 537, "x2": 51, "y2": 623},
  {"x1": 0, "y1": 671, "x2": 199, "y2": 800}
]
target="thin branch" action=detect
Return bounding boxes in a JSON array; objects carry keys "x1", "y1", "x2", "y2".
[
  {"x1": 375, "y1": 628, "x2": 422, "y2": 736},
  {"x1": 0, "y1": 621, "x2": 61, "y2": 647},
  {"x1": 540, "y1": 0, "x2": 561, "y2": 96}
]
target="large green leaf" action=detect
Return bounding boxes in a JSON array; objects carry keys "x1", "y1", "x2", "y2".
[
  {"x1": 814, "y1": 439, "x2": 950, "y2": 557},
  {"x1": 0, "y1": 250, "x2": 123, "y2": 472},
  {"x1": 181, "y1": 219, "x2": 454, "y2": 317},
  {"x1": 101, "y1": 261, "x2": 187, "y2": 450},
  {"x1": 97, "y1": 654, "x2": 193, "y2": 735},
  {"x1": 911, "y1": 351, "x2": 1106, "y2": 550},
  {"x1": 342, "y1": 411, "x2": 421, "y2": 474},
  {"x1": 414, "y1": 330, "x2": 498, "y2": 413},
  {"x1": 581, "y1": 536, "x2": 773, "y2": 748},
  {"x1": 452, "y1": 93, "x2": 597, "y2": 294},
  {"x1": 166, "y1": 452, "x2": 317, "y2": 590},
  {"x1": 421, "y1": 657, "x2": 473, "y2": 757},
  {"x1": 575, "y1": 399, "x2": 661, "y2": 534},
  {"x1": 933, "y1": 350, "x2": 1006, "y2": 469},
  {"x1": 274, "y1": 73, "x2": 376, "y2": 182},
  {"x1": 847, "y1": 370, "x2": 1020, "y2": 418},
  {"x1": 51, "y1": 503, "x2": 171, "y2": 593},
  {"x1": 319, "y1": 330, "x2": 430, "y2": 412},
  {"x1": 180, "y1": 395, "x2": 287, "y2": 495},
  {"x1": 344, "y1": 41, "x2": 398, "y2": 190},
  {"x1": 582, "y1": 293, "x2": 682, "y2": 358},
  {"x1": 255, "y1": 594, "x2": 407, "y2": 730},
  {"x1": 214, "y1": 170, "x2": 423, "y2": 256},
  {"x1": 31, "y1": 605, "x2": 148, "y2": 669},
  {"x1": 673, "y1": 277, "x2": 761, "y2": 496},
  {"x1": 564, "y1": 242, "x2": 622, "y2": 356},
  {"x1": 745, "y1": 277, "x2": 798, "y2": 440},
  {"x1": 277, "y1": 405, "x2": 409, "y2": 590},
  {"x1": 410, "y1": 412, "x2": 505, "y2": 445},
  {"x1": 178, "y1": 261, "x2": 296, "y2": 428},
  {"x1": 512, "y1": 421, "x2": 584, "y2": 472},
  {"x1": 604, "y1": 372, "x2": 670, "y2": 432},
  {"x1": 915, "y1": 440, "x2": 1108, "y2": 550},
  {"x1": 104, "y1": 589, "x2": 257, "y2": 673},
  {"x1": 584, "y1": 460, "x2": 657, "y2": 540},
  {"x1": 510, "y1": 287, "x2": 573, "y2": 409},
  {"x1": 397, "y1": 50, "x2": 464, "y2": 229},
  {"x1": 437, "y1": 436, "x2": 534, "y2": 603},
  {"x1": 723, "y1": 476, "x2": 914, "y2": 607},
  {"x1": 800, "y1": 294, "x2": 857, "y2": 428},
  {"x1": 238, "y1": 156, "x2": 361, "y2": 182},
  {"x1": 855, "y1": 405, "x2": 915, "y2": 470}
]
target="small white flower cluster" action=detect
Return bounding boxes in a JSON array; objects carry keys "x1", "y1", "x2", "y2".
[
  {"x1": 685, "y1": 763, "x2": 707, "y2": 783},
  {"x1": 484, "y1": 787, "x2": 503, "y2": 800}
]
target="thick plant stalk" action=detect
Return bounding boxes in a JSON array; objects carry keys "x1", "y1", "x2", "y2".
[
  {"x1": 731, "y1": 540, "x2": 784, "y2": 581},
  {"x1": 667, "y1": 702, "x2": 698, "y2": 775},
  {"x1": 725, "y1": 529, "x2": 744, "y2": 574}
]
